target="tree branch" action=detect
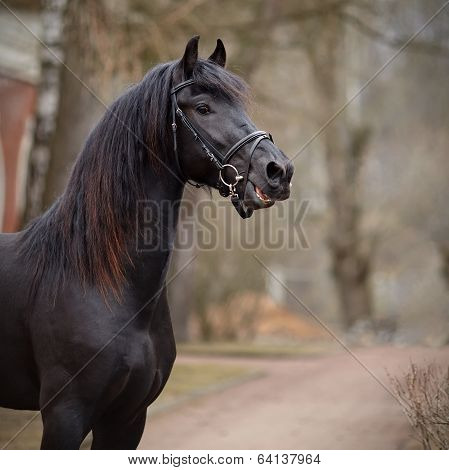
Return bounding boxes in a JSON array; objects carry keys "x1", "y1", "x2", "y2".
[{"x1": 340, "y1": 10, "x2": 449, "y2": 57}]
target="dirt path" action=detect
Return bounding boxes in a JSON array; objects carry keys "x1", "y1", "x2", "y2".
[{"x1": 139, "y1": 346, "x2": 449, "y2": 449}]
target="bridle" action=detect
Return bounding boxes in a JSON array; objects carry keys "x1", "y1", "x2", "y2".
[{"x1": 171, "y1": 78, "x2": 274, "y2": 219}]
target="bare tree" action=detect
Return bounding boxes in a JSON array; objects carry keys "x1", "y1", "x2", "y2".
[
  {"x1": 26, "y1": 0, "x2": 161, "y2": 216},
  {"x1": 42, "y1": 0, "x2": 107, "y2": 208},
  {"x1": 23, "y1": 0, "x2": 67, "y2": 223},
  {"x1": 296, "y1": 7, "x2": 374, "y2": 330}
]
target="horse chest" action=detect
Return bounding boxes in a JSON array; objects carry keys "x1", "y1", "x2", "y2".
[{"x1": 107, "y1": 331, "x2": 174, "y2": 413}]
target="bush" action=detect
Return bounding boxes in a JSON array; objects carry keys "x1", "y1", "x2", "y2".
[{"x1": 391, "y1": 363, "x2": 449, "y2": 449}]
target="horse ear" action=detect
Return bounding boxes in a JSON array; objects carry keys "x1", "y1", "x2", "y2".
[
  {"x1": 208, "y1": 39, "x2": 226, "y2": 68},
  {"x1": 181, "y1": 36, "x2": 199, "y2": 79}
]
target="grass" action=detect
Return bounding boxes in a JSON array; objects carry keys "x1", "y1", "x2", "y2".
[
  {"x1": 0, "y1": 361, "x2": 258, "y2": 449},
  {"x1": 177, "y1": 340, "x2": 333, "y2": 358},
  {"x1": 151, "y1": 361, "x2": 259, "y2": 413}
]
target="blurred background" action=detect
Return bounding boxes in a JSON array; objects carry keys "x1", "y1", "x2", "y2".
[{"x1": 1, "y1": 0, "x2": 449, "y2": 450}]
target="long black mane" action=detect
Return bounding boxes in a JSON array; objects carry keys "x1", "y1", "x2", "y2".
[{"x1": 18, "y1": 59, "x2": 249, "y2": 299}]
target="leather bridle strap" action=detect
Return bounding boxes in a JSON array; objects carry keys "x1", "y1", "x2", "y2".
[
  {"x1": 223, "y1": 131, "x2": 269, "y2": 164},
  {"x1": 171, "y1": 80, "x2": 225, "y2": 187},
  {"x1": 230, "y1": 133, "x2": 273, "y2": 219}
]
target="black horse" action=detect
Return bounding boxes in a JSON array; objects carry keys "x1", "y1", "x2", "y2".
[{"x1": 0, "y1": 37, "x2": 293, "y2": 449}]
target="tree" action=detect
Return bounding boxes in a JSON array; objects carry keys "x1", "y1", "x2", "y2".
[
  {"x1": 301, "y1": 9, "x2": 374, "y2": 330},
  {"x1": 26, "y1": 0, "x2": 161, "y2": 218},
  {"x1": 42, "y1": 0, "x2": 106, "y2": 208},
  {"x1": 282, "y1": 0, "x2": 449, "y2": 330},
  {"x1": 23, "y1": 0, "x2": 67, "y2": 223}
]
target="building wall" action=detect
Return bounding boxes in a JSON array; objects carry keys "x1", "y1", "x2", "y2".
[
  {"x1": 0, "y1": 9, "x2": 40, "y2": 232},
  {"x1": 0, "y1": 76, "x2": 36, "y2": 231},
  {"x1": 0, "y1": 137, "x2": 4, "y2": 230}
]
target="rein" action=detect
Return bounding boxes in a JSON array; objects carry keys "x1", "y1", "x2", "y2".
[{"x1": 170, "y1": 78, "x2": 273, "y2": 219}]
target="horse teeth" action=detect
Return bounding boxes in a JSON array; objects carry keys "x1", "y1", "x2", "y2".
[{"x1": 255, "y1": 186, "x2": 271, "y2": 203}]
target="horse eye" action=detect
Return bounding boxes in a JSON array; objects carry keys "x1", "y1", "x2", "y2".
[{"x1": 196, "y1": 104, "x2": 210, "y2": 115}]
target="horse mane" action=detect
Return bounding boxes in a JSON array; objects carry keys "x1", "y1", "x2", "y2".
[{"x1": 18, "y1": 58, "x2": 249, "y2": 300}]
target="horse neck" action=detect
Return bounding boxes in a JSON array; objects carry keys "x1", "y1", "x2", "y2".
[{"x1": 125, "y1": 170, "x2": 185, "y2": 297}]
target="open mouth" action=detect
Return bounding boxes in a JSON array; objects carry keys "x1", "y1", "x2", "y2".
[
  {"x1": 255, "y1": 185, "x2": 272, "y2": 204},
  {"x1": 243, "y1": 182, "x2": 276, "y2": 210}
]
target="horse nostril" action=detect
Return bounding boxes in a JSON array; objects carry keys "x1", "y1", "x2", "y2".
[{"x1": 266, "y1": 161, "x2": 285, "y2": 182}]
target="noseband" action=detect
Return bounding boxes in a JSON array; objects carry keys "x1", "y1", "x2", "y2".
[{"x1": 171, "y1": 78, "x2": 274, "y2": 219}]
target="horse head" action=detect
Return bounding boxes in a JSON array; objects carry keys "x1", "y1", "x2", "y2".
[{"x1": 171, "y1": 36, "x2": 294, "y2": 217}]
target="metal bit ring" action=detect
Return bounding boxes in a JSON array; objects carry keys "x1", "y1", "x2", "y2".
[{"x1": 219, "y1": 164, "x2": 243, "y2": 191}]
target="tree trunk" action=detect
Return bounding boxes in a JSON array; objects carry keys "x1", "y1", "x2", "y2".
[
  {"x1": 42, "y1": 1, "x2": 105, "y2": 208},
  {"x1": 438, "y1": 242, "x2": 449, "y2": 291},
  {"x1": 307, "y1": 13, "x2": 374, "y2": 330},
  {"x1": 25, "y1": 1, "x2": 122, "y2": 217},
  {"x1": 23, "y1": 0, "x2": 67, "y2": 223}
]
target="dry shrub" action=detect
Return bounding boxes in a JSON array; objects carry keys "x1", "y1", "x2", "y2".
[
  {"x1": 391, "y1": 363, "x2": 449, "y2": 449},
  {"x1": 191, "y1": 292, "x2": 326, "y2": 341}
]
